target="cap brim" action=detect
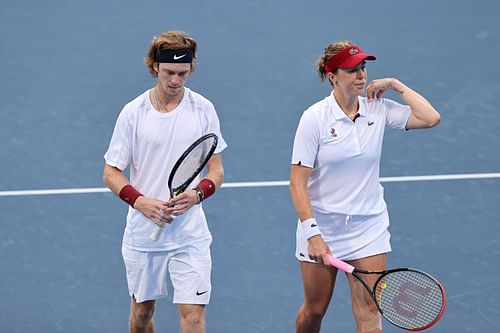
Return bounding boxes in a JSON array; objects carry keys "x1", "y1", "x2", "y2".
[{"x1": 339, "y1": 54, "x2": 376, "y2": 69}]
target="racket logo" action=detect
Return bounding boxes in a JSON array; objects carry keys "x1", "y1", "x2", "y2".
[{"x1": 392, "y1": 281, "x2": 432, "y2": 319}]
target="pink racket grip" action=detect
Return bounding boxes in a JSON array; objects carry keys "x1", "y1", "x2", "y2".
[{"x1": 327, "y1": 255, "x2": 355, "y2": 273}]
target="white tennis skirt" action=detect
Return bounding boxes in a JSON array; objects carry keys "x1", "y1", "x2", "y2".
[{"x1": 296, "y1": 208, "x2": 391, "y2": 262}]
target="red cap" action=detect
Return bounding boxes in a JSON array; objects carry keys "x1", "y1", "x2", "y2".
[{"x1": 323, "y1": 45, "x2": 376, "y2": 73}]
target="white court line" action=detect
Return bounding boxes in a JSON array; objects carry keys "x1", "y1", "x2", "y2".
[{"x1": 0, "y1": 172, "x2": 499, "y2": 197}]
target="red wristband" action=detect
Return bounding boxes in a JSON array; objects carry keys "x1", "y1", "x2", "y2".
[
  {"x1": 197, "y1": 178, "x2": 216, "y2": 201},
  {"x1": 118, "y1": 184, "x2": 143, "y2": 208}
]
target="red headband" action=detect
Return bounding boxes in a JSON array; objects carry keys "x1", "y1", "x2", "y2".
[{"x1": 323, "y1": 45, "x2": 376, "y2": 73}]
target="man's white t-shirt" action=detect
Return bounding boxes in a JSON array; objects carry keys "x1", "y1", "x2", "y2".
[
  {"x1": 291, "y1": 94, "x2": 410, "y2": 216},
  {"x1": 104, "y1": 87, "x2": 227, "y2": 251}
]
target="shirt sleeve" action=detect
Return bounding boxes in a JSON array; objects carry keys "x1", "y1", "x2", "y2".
[
  {"x1": 291, "y1": 110, "x2": 319, "y2": 168},
  {"x1": 103, "y1": 106, "x2": 134, "y2": 171},
  {"x1": 383, "y1": 98, "x2": 411, "y2": 130},
  {"x1": 202, "y1": 101, "x2": 228, "y2": 154}
]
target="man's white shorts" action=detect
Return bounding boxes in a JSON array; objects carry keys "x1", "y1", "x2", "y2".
[{"x1": 122, "y1": 241, "x2": 212, "y2": 304}]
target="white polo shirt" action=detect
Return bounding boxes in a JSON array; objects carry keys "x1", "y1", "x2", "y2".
[{"x1": 291, "y1": 94, "x2": 410, "y2": 216}]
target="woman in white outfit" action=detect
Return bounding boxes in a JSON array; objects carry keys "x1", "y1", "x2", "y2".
[{"x1": 290, "y1": 40, "x2": 441, "y2": 333}]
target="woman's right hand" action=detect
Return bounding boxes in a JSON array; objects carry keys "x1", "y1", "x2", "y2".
[{"x1": 307, "y1": 235, "x2": 332, "y2": 266}]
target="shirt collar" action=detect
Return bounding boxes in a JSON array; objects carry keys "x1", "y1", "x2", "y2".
[{"x1": 326, "y1": 93, "x2": 366, "y2": 120}]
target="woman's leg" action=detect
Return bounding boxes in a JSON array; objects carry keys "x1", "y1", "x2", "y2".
[
  {"x1": 296, "y1": 262, "x2": 338, "y2": 333},
  {"x1": 346, "y1": 254, "x2": 387, "y2": 333}
]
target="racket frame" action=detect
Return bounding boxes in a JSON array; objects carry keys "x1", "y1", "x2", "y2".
[
  {"x1": 167, "y1": 133, "x2": 218, "y2": 197},
  {"x1": 328, "y1": 255, "x2": 446, "y2": 331},
  {"x1": 150, "y1": 133, "x2": 218, "y2": 240}
]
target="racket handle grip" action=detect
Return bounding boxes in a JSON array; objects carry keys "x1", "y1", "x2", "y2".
[
  {"x1": 150, "y1": 225, "x2": 162, "y2": 241},
  {"x1": 327, "y1": 255, "x2": 355, "y2": 273}
]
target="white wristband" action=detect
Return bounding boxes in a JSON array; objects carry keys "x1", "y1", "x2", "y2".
[{"x1": 300, "y1": 217, "x2": 322, "y2": 240}]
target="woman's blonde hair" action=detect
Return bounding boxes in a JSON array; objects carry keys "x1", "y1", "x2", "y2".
[
  {"x1": 316, "y1": 40, "x2": 354, "y2": 82},
  {"x1": 144, "y1": 31, "x2": 197, "y2": 77}
]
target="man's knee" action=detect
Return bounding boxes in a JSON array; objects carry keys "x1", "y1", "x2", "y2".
[
  {"x1": 178, "y1": 304, "x2": 205, "y2": 330},
  {"x1": 131, "y1": 300, "x2": 156, "y2": 327},
  {"x1": 182, "y1": 312, "x2": 204, "y2": 327}
]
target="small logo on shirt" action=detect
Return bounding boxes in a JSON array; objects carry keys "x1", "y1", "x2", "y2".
[
  {"x1": 368, "y1": 121, "x2": 375, "y2": 126},
  {"x1": 330, "y1": 128, "x2": 338, "y2": 137},
  {"x1": 196, "y1": 290, "x2": 208, "y2": 296},
  {"x1": 310, "y1": 223, "x2": 317, "y2": 228}
]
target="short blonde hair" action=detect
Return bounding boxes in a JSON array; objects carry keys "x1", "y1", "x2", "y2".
[{"x1": 144, "y1": 31, "x2": 197, "y2": 77}]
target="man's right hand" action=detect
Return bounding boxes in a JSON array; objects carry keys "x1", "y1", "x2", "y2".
[{"x1": 134, "y1": 197, "x2": 173, "y2": 226}]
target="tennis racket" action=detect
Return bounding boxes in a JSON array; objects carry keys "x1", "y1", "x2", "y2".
[
  {"x1": 150, "y1": 133, "x2": 218, "y2": 240},
  {"x1": 328, "y1": 255, "x2": 446, "y2": 331}
]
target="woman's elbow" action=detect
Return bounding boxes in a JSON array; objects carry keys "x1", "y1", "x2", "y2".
[
  {"x1": 410, "y1": 109, "x2": 441, "y2": 129},
  {"x1": 428, "y1": 112, "x2": 441, "y2": 128}
]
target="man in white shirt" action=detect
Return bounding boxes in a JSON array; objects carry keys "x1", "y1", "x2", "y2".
[{"x1": 103, "y1": 31, "x2": 227, "y2": 333}]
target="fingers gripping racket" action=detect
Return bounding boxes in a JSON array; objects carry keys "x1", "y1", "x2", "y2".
[
  {"x1": 328, "y1": 255, "x2": 446, "y2": 331},
  {"x1": 150, "y1": 133, "x2": 218, "y2": 240}
]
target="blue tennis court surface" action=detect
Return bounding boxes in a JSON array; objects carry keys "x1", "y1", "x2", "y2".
[{"x1": 1, "y1": 1, "x2": 499, "y2": 332}]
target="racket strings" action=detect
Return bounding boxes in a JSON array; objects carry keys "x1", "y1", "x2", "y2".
[
  {"x1": 171, "y1": 139, "x2": 215, "y2": 190},
  {"x1": 375, "y1": 270, "x2": 445, "y2": 329}
]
